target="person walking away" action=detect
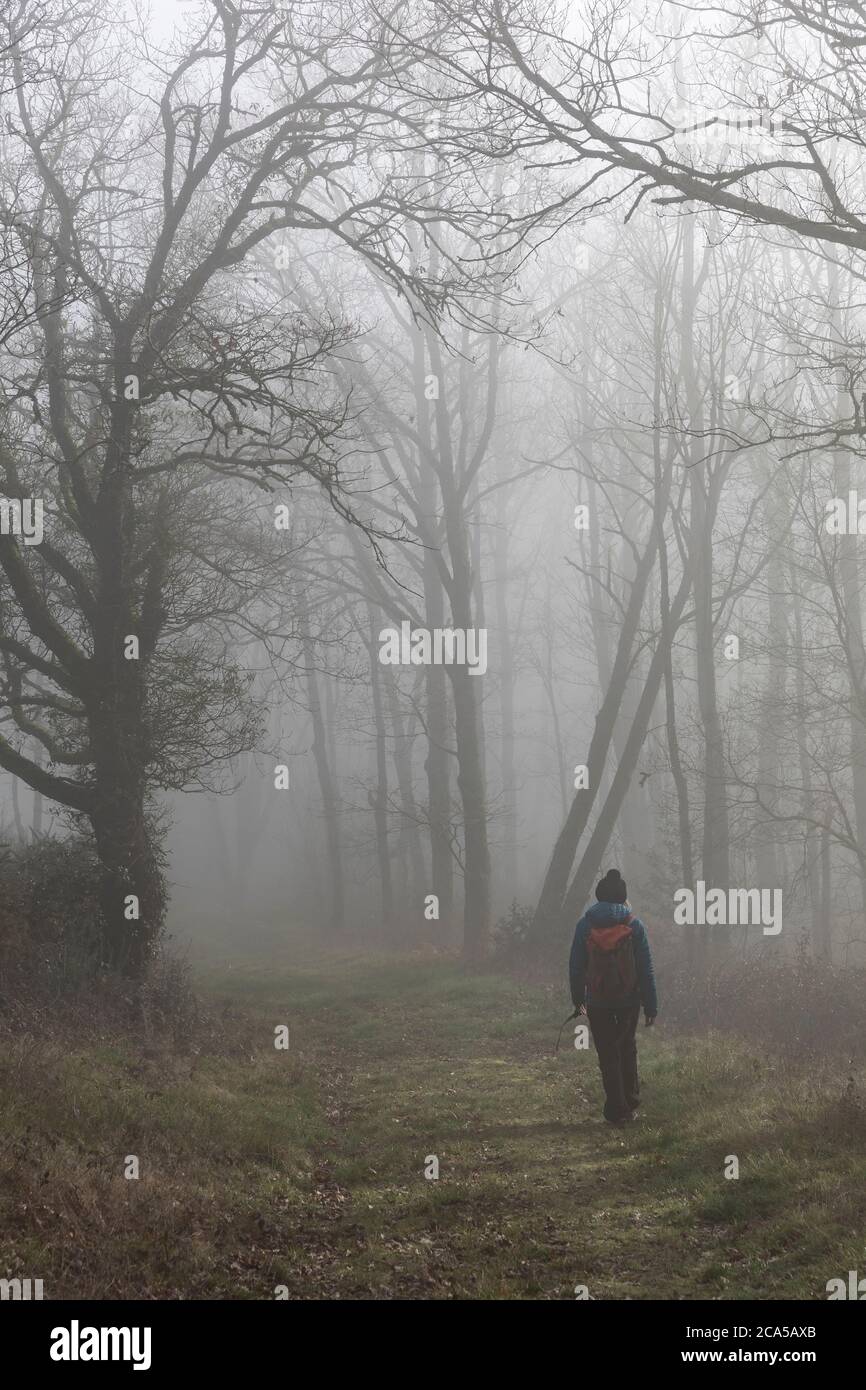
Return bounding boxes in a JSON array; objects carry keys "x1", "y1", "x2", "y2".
[{"x1": 568, "y1": 868, "x2": 657, "y2": 1125}]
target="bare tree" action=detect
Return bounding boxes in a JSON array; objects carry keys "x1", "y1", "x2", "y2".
[{"x1": 0, "y1": 0, "x2": 479, "y2": 972}]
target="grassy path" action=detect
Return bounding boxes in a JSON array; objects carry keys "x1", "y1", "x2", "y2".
[
  {"x1": 201, "y1": 950, "x2": 865, "y2": 1300},
  {"x1": 3, "y1": 948, "x2": 865, "y2": 1299}
]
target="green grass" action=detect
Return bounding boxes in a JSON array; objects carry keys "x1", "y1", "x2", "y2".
[{"x1": 1, "y1": 946, "x2": 864, "y2": 1299}]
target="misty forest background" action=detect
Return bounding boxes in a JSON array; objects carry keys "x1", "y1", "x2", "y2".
[{"x1": 1, "y1": 0, "x2": 866, "y2": 1301}]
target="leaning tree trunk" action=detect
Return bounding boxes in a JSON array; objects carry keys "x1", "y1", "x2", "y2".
[
  {"x1": 560, "y1": 565, "x2": 693, "y2": 930},
  {"x1": 531, "y1": 475, "x2": 668, "y2": 939}
]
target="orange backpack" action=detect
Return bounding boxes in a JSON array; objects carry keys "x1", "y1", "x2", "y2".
[{"x1": 587, "y1": 915, "x2": 637, "y2": 1005}]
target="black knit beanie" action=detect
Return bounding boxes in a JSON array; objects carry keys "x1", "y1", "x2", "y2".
[{"x1": 596, "y1": 868, "x2": 628, "y2": 904}]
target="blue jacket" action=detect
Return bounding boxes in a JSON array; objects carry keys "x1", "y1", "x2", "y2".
[{"x1": 569, "y1": 902, "x2": 658, "y2": 1015}]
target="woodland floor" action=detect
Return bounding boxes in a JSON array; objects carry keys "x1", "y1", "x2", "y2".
[{"x1": 2, "y1": 942, "x2": 865, "y2": 1299}]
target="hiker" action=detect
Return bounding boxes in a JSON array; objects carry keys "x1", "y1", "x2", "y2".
[{"x1": 569, "y1": 868, "x2": 657, "y2": 1126}]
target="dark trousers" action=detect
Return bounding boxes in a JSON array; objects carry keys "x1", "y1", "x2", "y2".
[{"x1": 586, "y1": 1004, "x2": 640, "y2": 1121}]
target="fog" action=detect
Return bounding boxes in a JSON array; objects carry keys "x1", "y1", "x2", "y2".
[
  {"x1": 1, "y1": 0, "x2": 864, "y2": 963},
  {"x1": 1, "y1": 0, "x2": 865, "y2": 1321}
]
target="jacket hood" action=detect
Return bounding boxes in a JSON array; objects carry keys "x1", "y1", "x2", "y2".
[{"x1": 587, "y1": 902, "x2": 632, "y2": 925}]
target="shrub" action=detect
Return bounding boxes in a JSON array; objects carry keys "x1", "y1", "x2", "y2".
[
  {"x1": 492, "y1": 900, "x2": 537, "y2": 962},
  {"x1": 0, "y1": 834, "x2": 104, "y2": 992}
]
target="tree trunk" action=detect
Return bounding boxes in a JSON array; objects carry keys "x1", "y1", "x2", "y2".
[
  {"x1": 754, "y1": 474, "x2": 787, "y2": 888},
  {"x1": 368, "y1": 606, "x2": 395, "y2": 935},
  {"x1": 531, "y1": 471, "x2": 670, "y2": 939},
  {"x1": 426, "y1": 324, "x2": 492, "y2": 962},
  {"x1": 422, "y1": 563, "x2": 456, "y2": 938},
  {"x1": 90, "y1": 424, "x2": 166, "y2": 976},
  {"x1": 299, "y1": 602, "x2": 345, "y2": 933},
  {"x1": 493, "y1": 481, "x2": 518, "y2": 904},
  {"x1": 89, "y1": 674, "x2": 165, "y2": 977},
  {"x1": 412, "y1": 319, "x2": 456, "y2": 939},
  {"x1": 820, "y1": 822, "x2": 833, "y2": 963},
  {"x1": 682, "y1": 216, "x2": 731, "y2": 891},
  {"x1": 443, "y1": 488, "x2": 491, "y2": 962},
  {"x1": 560, "y1": 565, "x2": 693, "y2": 929},
  {"x1": 833, "y1": 367, "x2": 866, "y2": 914},
  {"x1": 790, "y1": 561, "x2": 823, "y2": 954},
  {"x1": 384, "y1": 669, "x2": 427, "y2": 914}
]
